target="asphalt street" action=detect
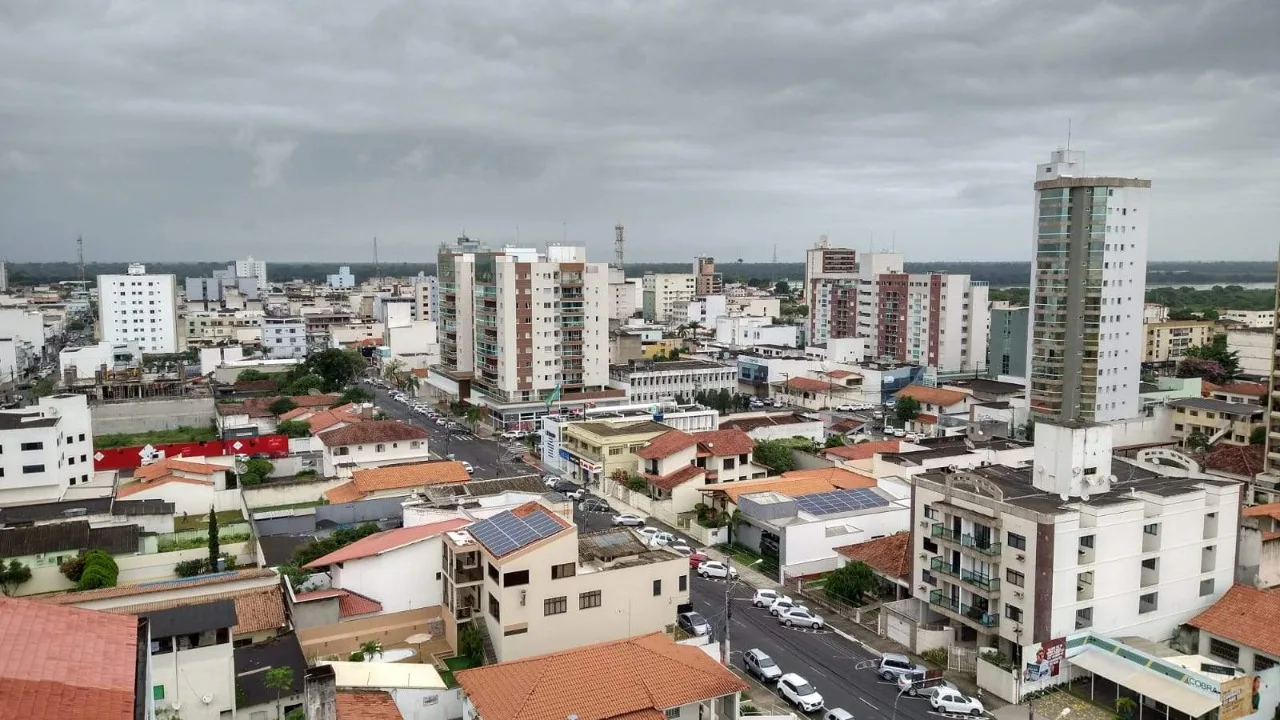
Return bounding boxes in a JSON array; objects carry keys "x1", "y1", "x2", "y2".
[
  {"x1": 364, "y1": 384, "x2": 535, "y2": 480},
  {"x1": 690, "y1": 574, "x2": 939, "y2": 720}
]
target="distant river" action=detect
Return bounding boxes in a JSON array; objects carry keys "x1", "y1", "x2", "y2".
[{"x1": 1148, "y1": 282, "x2": 1275, "y2": 290}]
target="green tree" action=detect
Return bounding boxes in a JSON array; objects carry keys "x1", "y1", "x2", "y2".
[
  {"x1": 207, "y1": 505, "x2": 221, "y2": 572},
  {"x1": 736, "y1": 394, "x2": 752, "y2": 412},
  {"x1": 464, "y1": 404, "x2": 484, "y2": 430},
  {"x1": 894, "y1": 396, "x2": 921, "y2": 426},
  {"x1": 1023, "y1": 420, "x2": 1036, "y2": 442},
  {"x1": 0, "y1": 559, "x2": 33, "y2": 596},
  {"x1": 359, "y1": 640, "x2": 383, "y2": 661},
  {"x1": 302, "y1": 349, "x2": 366, "y2": 392},
  {"x1": 264, "y1": 666, "x2": 295, "y2": 720},
  {"x1": 1185, "y1": 429, "x2": 1210, "y2": 452},
  {"x1": 334, "y1": 386, "x2": 373, "y2": 406},
  {"x1": 237, "y1": 369, "x2": 270, "y2": 382},
  {"x1": 1182, "y1": 334, "x2": 1240, "y2": 381},
  {"x1": 774, "y1": 280, "x2": 791, "y2": 296},
  {"x1": 716, "y1": 388, "x2": 733, "y2": 415},
  {"x1": 275, "y1": 420, "x2": 311, "y2": 438},
  {"x1": 278, "y1": 563, "x2": 310, "y2": 590},
  {"x1": 32, "y1": 377, "x2": 55, "y2": 398},
  {"x1": 1253, "y1": 426, "x2": 1267, "y2": 446},
  {"x1": 280, "y1": 374, "x2": 326, "y2": 396},
  {"x1": 269, "y1": 397, "x2": 298, "y2": 416},
  {"x1": 824, "y1": 435, "x2": 846, "y2": 448},
  {"x1": 459, "y1": 624, "x2": 486, "y2": 667},
  {"x1": 752, "y1": 439, "x2": 795, "y2": 472},
  {"x1": 824, "y1": 560, "x2": 878, "y2": 606},
  {"x1": 77, "y1": 550, "x2": 119, "y2": 590}
]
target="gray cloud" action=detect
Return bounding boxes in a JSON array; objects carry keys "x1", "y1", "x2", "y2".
[{"x1": 0, "y1": 0, "x2": 1277, "y2": 263}]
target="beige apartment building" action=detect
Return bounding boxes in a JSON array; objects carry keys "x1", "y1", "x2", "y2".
[
  {"x1": 1169, "y1": 397, "x2": 1265, "y2": 447},
  {"x1": 440, "y1": 502, "x2": 689, "y2": 663},
  {"x1": 560, "y1": 419, "x2": 671, "y2": 485},
  {"x1": 1142, "y1": 319, "x2": 1217, "y2": 364},
  {"x1": 185, "y1": 310, "x2": 265, "y2": 348}
]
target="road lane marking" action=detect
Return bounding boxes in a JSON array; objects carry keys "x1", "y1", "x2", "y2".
[
  {"x1": 860, "y1": 698, "x2": 878, "y2": 710},
  {"x1": 808, "y1": 668, "x2": 828, "y2": 679}
]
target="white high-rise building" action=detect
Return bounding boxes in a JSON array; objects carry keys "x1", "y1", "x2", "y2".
[
  {"x1": 97, "y1": 263, "x2": 181, "y2": 354},
  {"x1": 233, "y1": 256, "x2": 268, "y2": 291},
  {"x1": 641, "y1": 273, "x2": 696, "y2": 323},
  {"x1": 0, "y1": 393, "x2": 95, "y2": 505},
  {"x1": 1028, "y1": 149, "x2": 1151, "y2": 423}
]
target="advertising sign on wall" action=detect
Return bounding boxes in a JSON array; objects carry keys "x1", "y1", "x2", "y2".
[
  {"x1": 1220, "y1": 675, "x2": 1258, "y2": 720},
  {"x1": 1024, "y1": 637, "x2": 1067, "y2": 682}
]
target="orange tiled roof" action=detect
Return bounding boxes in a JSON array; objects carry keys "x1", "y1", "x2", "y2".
[
  {"x1": 134, "y1": 456, "x2": 226, "y2": 481},
  {"x1": 304, "y1": 518, "x2": 471, "y2": 568},
  {"x1": 0, "y1": 597, "x2": 140, "y2": 720},
  {"x1": 456, "y1": 632, "x2": 746, "y2": 720},
  {"x1": 914, "y1": 413, "x2": 939, "y2": 425},
  {"x1": 36, "y1": 568, "x2": 278, "y2": 605},
  {"x1": 318, "y1": 420, "x2": 430, "y2": 447},
  {"x1": 786, "y1": 377, "x2": 835, "y2": 393},
  {"x1": 1201, "y1": 444, "x2": 1265, "y2": 478},
  {"x1": 307, "y1": 409, "x2": 366, "y2": 434},
  {"x1": 834, "y1": 532, "x2": 911, "y2": 580},
  {"x1": 337, "y1": 590, "x2": 383, "y2": 618},
  {"x1": 104, "y1": 585, "x2": 287, "y2": 636},
  {"x1": 116, "y1": 475, "x2": 214, "y2": 498},
  {"x1": 1243, "y1": 503, "x2": 1280, "y2": 520},
  {"x1": 324, "y1": 460, "x2": 471, "y2": 503},
  {"x1": 336, "y1": 690, "x2": 404, "y2": 720},
  {"x1": 635, "y1": 430, "x2": 697, "y2": 459},
  {"x1": 824, "y1": 440, "x2": 902, "y2": 461},
  {"x1": 895, "y1": 384, "x2": 970, "y2": 407},
  {"x1": 1206, "y1": 382, "x2": 1267, "y2": 398},
  {"x1": 691, "y1": 429, "x2": 755, "y2": 457},
  {"x1": 707, "y1": 468, "x2": 874, "y2": 503},
  {"x1": 643, "y1": 465, "x2": 707, "y2": 491},
  {"x1": 822, "y1": 369, "x2": 859, "y2": 379},
  {"x1": 1188, "y1": 584, "x2": 1280, "y2": 658}
]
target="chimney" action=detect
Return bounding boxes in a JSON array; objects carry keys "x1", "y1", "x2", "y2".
[{"x1": 305, "y1": 665, "x2": 338, "y2": 720}]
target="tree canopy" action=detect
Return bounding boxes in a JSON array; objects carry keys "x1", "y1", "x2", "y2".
[
  {"x1": 825, "y1": 560, "x2": 878, "y2": 606},
  {"x1": 894, "y1": 396, "x2": 921, "y2": 426},
  {"x1": 1176, "y1": 334, "x2": 1240, "y2": 383}
]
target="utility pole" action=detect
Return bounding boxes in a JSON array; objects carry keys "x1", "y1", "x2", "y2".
[
  {"x1": 720, "y1": 555, "x2": 733, "y2": 666},
  {"x1": 76, "y1": 236, "x2": 85, "y2": 282}
]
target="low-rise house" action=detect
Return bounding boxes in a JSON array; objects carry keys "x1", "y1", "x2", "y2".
[
  {"x1": 234, "y1": 632, "x2": 308, "y2": 720},
  {"x1": 720, "y1": 412, "x2": 825, "y2": 443},
  {"x1": 0, "y1": 496, "x2": 175, "y2": 534},
  {"x1": 317, "y1": 421, "x2": 432, "y2": 477},
  {"x1": 621, "y1": 428, "x2": 768, "y2": 525},
  {"x1": 304, "y1": 518, "x2": 471, "y2": 615},
  {"x1": 0, "y1": 597, "x2": 150, "y2": 720},
  {"x1": 1203, "y1": 381, "x2": 1268, "y2": 405},
  {"x1": 457, "y1": 633, "x2": 747, "y2": 720},
  {"x1": 290, "y1": 588, "x2": 385, "y2": 627},
  {"x1": 557, "y1": 419, "x2": 671, "y2": 487},
  {"x1": 774, "y1": 373, "x2": 867, "y2": 410},
  {"x1": 322, "y1": 660, "x2": 451, "y2": 720},
  {"x1": 323, "y1": 460, "x2": 471, "y2": 504},
  {"x1": 893, "y1": 384, "x2": 972, "y2": 436},
  {"x1": 443, "y1": 503, "x2": 689, "y2": 663},
  {"x1": 1170, "y1": 397, "x2": 1264, "y2": 447},
  {"x1": 143, "y1": 599, "x2": 239, "y2": 720},
  {"x1": 216, "y1": 394, "x2": 340, "y2": 437},
  {"x1": 116, "y1": 456, "x2": 236, "y2": 515},
  {"x1": 104, "y1": 584, "x2": 290, "y2": 647},
  {"x1": 1186, "y1": 584, "x2": 1280, "y2": 673},
  {"x1": 0, "y1": 520, "x2": 140, "y2": 595},
  {"x1": 834, "y1": 531, "x2": 912, "y2": 599},
  {"x1": 279, "y1": 402, "x2": 367, "y2": 439}
]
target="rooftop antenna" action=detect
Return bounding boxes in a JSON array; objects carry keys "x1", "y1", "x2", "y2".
[
  {"x1": 1067, "y1": 118, "x2": 1073, "y2": 152},
  {"x1": 891, "y1": 231, "x2": 896, "y2": 252},
  {"x1": 614, "y1": 223, "x2": 625, "y2": 268},
  {"x1": 76, "y1": 236, "x2": 85, "y2": 282},
  {"x1": 772, "y1": 244, "x2": 777, "y2": 264},
  {"x1": 373, "y1": 236, "x2": 379, "y2": 281}
]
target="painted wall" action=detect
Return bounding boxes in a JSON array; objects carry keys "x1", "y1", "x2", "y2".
[
  {"x1": 90, "y1": 397, "x2": 217, "y2": 434},
  {"x1": 330, "y1": 538, "x2": 446, "y2": 614}
]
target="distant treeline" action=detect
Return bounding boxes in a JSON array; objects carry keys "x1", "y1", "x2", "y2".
[
  {"x1": 991, "y1": 285, "x2": 1276, "y2": 313},
  {"x1": 4, "y1": 259, "x2": 1275, "y2": 288}
]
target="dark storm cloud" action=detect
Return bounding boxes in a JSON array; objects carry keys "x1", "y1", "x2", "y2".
[{"x1": 0, "y1": 0, "x2": 1276, "y2": 263}]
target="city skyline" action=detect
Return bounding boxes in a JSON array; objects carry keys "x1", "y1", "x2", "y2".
[{"x1": 1, "y1": 2, "x2": 1277, "y2": 263}]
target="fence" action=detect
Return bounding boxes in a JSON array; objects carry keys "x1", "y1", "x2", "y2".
[{"x1": 948, "y1": 644, "x2": 979, "y2": 674}]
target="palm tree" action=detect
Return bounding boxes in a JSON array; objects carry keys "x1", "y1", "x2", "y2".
[
  {"x1": 263, "y1": 666, "x2": 294, "y2": 720},
  {"x1": 682, "y1": 320, "x2": 702, "y2": 339},
  {"x1": 359, "y1": 640, "x2": 383, "y2": 662},
  {"x1": 464, "y1": 404, "x2": 484, "y2": 431},
  {"x1": 400, "y1": 371, "x2": 421, "y2": 395}
]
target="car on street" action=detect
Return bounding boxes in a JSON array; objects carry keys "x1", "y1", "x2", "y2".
[
  {"x1": 677, "y1": 611, "x2": 711, "y2": 637},
  {"x1": 777, "y1": 673, "x2": 824, "y2": 713},
  {"x1": 697, "y1": 560, "x2": 738, "y2": 580},
  {"x1": 611, "y1": 513, "x2": 645, "y2": 527},
  {"x1": 461, "y1": 461, "x2": 474, "y2": 474},
  {"x1": 579, "y1": 499, "x2": 612, "y2": 513},
  {"x1": 743, "y1": 648, "x2": 782, "y2": 681},
  {"x1": 688, "y1": 551, "x2": 709, "y2": 568},
  {"x1": 877, "y1": 653, "x2": 926, "y2": 682},
  {"x1": 668, "y1": 544, "x2": 693, "y2": 557},
  {"x1": 768, "y1": 597, "x2": 802, "y2": 616},
  {"x1": 835, "y1": 404, "x2": 857, "y2": 412},
  {"x1": 563, "y1": 487, "x2": 586, "y2": 501},
  {"x1": 647, "y1": 531, "x2": 677, "y2": 547},
  {"x1": 637, "y1": 526, "x2": 660, "y2": 541},
  {"x1": 434, "y1": 418, "x2": 448, "y2": 426},
  {"x1": 777, "y1": 606, "x2": 824, "y2": 629},
  {"x1": 543, "y1": 475, "x2": 561, "y2": 488},
  {"x1": 897, "y1": 670, "x2": 956, "y2": 698},
  {"x1": 500, "y1": 430, "x2": 523, "y2": 439},
  {"x1": 823, "y1": 710, "x2": 853, "y2": 720},
  {"x1": 930, "y1": 688, "x2": 985, "y2": 716},
  {"x1": 752, "y1": 589, "x2": 791, "y2": 608}
]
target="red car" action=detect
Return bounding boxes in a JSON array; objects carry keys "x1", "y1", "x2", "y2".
[{"x1": 688, "y1": 552, "x2": 709, "y2": 569}]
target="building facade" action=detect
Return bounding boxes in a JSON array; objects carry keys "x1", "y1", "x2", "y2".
[
  {"x1": 1142, "y1": 319, "x2": 1217, "y2": 365},
  {"x1": 1028, "y1": 149, "x2": 1151, "y2": 423},
  {"x1": 261, "y1": 316, "x2": 308, "y2": 359},
  {"x1": 98, "y1": 263, "x2": 181, "y2": 353},
  {"x1": 234, "y1": 256, "x2": 268, "y2": 290},
  {"x1": 0, "y1": 393, "x2": 95, "y2": 504},
  {"x1": 693, "y1": 256, "x2": 724, "y2": 296},
  {"x1": 641, "y1": 273, "x2": 696, "y2": 323},
  {"x1": 608, "y1": 358, "x2": 737, "y2": 404},
  {"x1": 988, "y1": 306, "x2": 1029, "y2": 379}
]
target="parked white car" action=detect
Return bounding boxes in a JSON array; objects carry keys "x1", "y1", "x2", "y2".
[
  {"x1": 647, "y1": 531, "x2": 677, "y2": 547},
  {"x1": 769, "y1": 597, "x2": 802, "y2": 616},
  {"x1": 697, "y1": 560, "x2": 738, "y2": 580},
  {"x1": 777, "y1": 606, "x2": 824, "y2": 629},
  {"x1": 777, "y1": 673, "x2": 824, "y2": 713},
  {"x1": 668, "y1": 544, "x2": 693, "y2": 557},
  {"x1": 752, "y1": 589, "x2": 791, "y2": 608},
  {"x1": 930, "y1": 688, "x2": 984, "y2": 716},
  {"x1": 611, "y1": 513, "x2": 646, "y2": 527},
  {"x1": 461, "y1": 461, "x2": 474, "y2": 474}
]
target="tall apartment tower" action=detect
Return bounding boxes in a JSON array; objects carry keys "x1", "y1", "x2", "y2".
[
  {"x1": 97, "y1": 263, "x2": 181, "y2": 354},
  {"x1": 437, "y1": 239, "x2": 610, "y2": 430},
  {"x1": 804, "y1": 236, "x2": 859, "y2": 345},
  {"x1": 233, "y1": 256, "x2": 268, "y2": 291},
  {"x1": 1027, "y1": 150, "x2": 1151, "y2": 423},
  {"x1": 1264, "y1": 246, "x2": 1280, "y2": 474},
  {"x1": 693, "y1": 257, "x2": 723, "y2": 296}
]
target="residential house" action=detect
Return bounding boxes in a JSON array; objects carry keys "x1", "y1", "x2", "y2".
[
  {"x1": 0, "y1": 521, "x2": 140, "y2": 596},
  {"x1": 557, "y1": 419, "x2": 671, "y2": 487},
  {"x1": 322, "y1": 660, "x2": 452, "y2": 720},
  {"x1": 834, "y1": 531, "x2": 913, "y2": 599},
  {"x1": 323, "y1": 460, "x2": 471, "y2": 504},
  {"x1": 1204, "y1": 381, "x2": 1268, "y2": 406},
  {"x1": 116, "y1": 456, "x2": 234, "y2": 515},
  {"x1": 0, "y1": 496, "x2": 175, "y2": 534},
  {"x1": 456, "y1": 633, "x2": 747, "y2": 720},
  {"x1": 0, "y1": 392, "x2": 95, "y2": 505},
  {"x1": 894, "y1": 384, "x2": 972, "y2": 436},
  {"x1": 1169, "y1": 397, "x2": 1264, "y2": 448},
  {"x1": 215, "y1": 394, "x2": 340, "y2": 438},
  {"x1": 234, "y1": 632, "x2": 308, "y2": 720},
  {"x1": 143, "y1": 599, "x2": 239, "y2": 720},
  {"x1": 622, "y1": 428, "x2": 767, "y2": 525},
  {"x1": 719, "y1": 412, "x2": 825, "y2": 443},
  {"x1": 1186, "y1": 584, "x2": 1280, "y2": 674},
  {"x1": 774, "y1": 374, "x2": 868, "y2": 411},
  {"x1": 0, "y1": 597, "x2": 150, "y2": 720},
  {"x1": 317, "y1": 421, "x2": 431, "y2": 477},
  {"x1": 442, "y1": 503, "x2": 689, "y2": 663},
  {"x1": 290, "y1": 588, "x2": 385, "y2": 627},
  {"x1": 304, "y1": 518, "x2": 471, "y2": 615}
]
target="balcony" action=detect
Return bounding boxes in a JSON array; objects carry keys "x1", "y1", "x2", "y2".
[
  {"x1": 961, "y1": 603, "x2": 999, "y2": 628},
  {"x1": 1077, "y1": 571, "x2": 1094, "y2": 601},
  {"x1": 961, "y1": 569, "x2": 1000, "y2": 594},
  {"x1": 929, "y1": 590, "x2": 999, "y2": 632},
  {"x1": 452, "y1": 564, "x2": 484, "y2": 585},
  {"x1": 930, "y1": 557, "x2": 960, "y2": 581},
  {"x1": 930, "y1": 524, "x2": 1001, "y2": 557},
  {"x1": 928, "y1": 589, "x2": 961, "y2": 614}
]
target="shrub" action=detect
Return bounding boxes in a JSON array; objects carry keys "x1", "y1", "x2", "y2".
[
  {"x1": 174, "y1": 559, "x2": 206, "y2": 578},
  {"x1": 59, "y1": 553, "x2": 87, "y2": 582},
  {"x1": 921, "y1": 648, "x2": 948, "y2": 667},
  {"x1": 76, "y1": 550, "x2": 119, "y2": 591},
  {"x1": 626, "y1": 476, "x2": 648, "y2": 493},
  {"x1": 348, "y1": 651, "x2": 365, "y2": 662},
  {"x1": 1115, "y1": 697, "x2": 1138, "y2": 720}
]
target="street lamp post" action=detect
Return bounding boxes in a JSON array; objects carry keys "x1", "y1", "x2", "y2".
[{"x1": 720, "y1": 556, "x2": 763, "y2": 667}]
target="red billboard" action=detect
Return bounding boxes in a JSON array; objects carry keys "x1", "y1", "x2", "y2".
[{"x1": 93, "y1": 435, "x2": 290, "y2": 471}]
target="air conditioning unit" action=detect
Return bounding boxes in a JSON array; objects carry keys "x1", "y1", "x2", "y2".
[
  {"x1": 1016, "y1": 554, "x2": 1025, "y2": 562},
  {"x1": 919, "y1": 520, "x2": 930, "y2": 528},
  {"x1": 1014, "y1": 591, "x2": 1024, "y2": 599},
  {"x1": 519, "y1": 589, "x2": 527, "y2": 606}
]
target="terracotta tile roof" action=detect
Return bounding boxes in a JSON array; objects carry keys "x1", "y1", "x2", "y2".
[
  {"x1": 318, "y1": 420, "x2": 430, "y2": 447},
  {"x1": 691, "y1": 429, "x2": 755, "y2": 457},
  {"x1": 1243, "y1": 503, "x2": 1280, "y2": 520},
  {"x1": 834, "y1": 532, "x2": 911, "y2": 580},
  {"x1": 116, "y1": 475, "x2": 215, "y2": 498},
  {"x1": 720, "y1": 414, "x2": 808, "y2": 432},
  {"x1": 292, "y1": 588, "x2": 346, "y2": 602},
  {"x1": 104, "y1": 585, "x2": 287, "y2": 636},
  {"x1": 914, "y1": 413, "x2": 939, "y2": 425},
  {"x1": 824, "y1": 440, "x2": 902, "y2": 461},
  {"x1": 706, "y1": 468, "x2": 874, "y2": 503},
  {"x1": 307, "y1": 409, "x2": 366, "y2": 434},
  {"x1": 1206, "y1": 382, "x2": 1267, "y2": 398},
  {"x1": 336, "y1": 690, "x2": 404, "y2": 720},
  {"x1": 786, "y1": 377, "x2": 835, "y2": 392},
  {"x1": 456, "y1": 632, "x2": 747, "y2": 720},
  {"x1": 305, "y1": 518, "x2": 470, "y2": 568},
  {"x1": 324, "y1": 460, "x2": 471, "y2": 503},
  {"x1": 635, "y1": 429, "x2": 697, "y2": 460},
  {"x1": 36, "y1": 568, "x2": 278, "y2": 605},
  {"x1": 1265, "y1": 530, "x2": 1280, "y2": 542},
  {"x1": 411, "y1": 368, "x2": 431, "y2": 378},
  {"x1": 337, "y1": 590, "x2": 383, "y2": 618},
  {"x1": 643, "y1": 465, "x2": 707, "y2": 491},
  {"x1": 895, "y1": 384, "x2": 970, "y2": 407},
  {"x1": 829, "y1": 418, "x2": 865, "y2": 434},
  {"x1": 822, "y1": 369, "x2": 859, "y2": 379},
  {"x1": 1200, "y1": 444, "x2": 1265, "y2": 478},
  {"x1": 0, "y1": 597, "x2": 140, "y2": 720},
  {"x1": 1188, "y1": 584, "x2": 1280, "y2": 658},
  {"x1": 134, "y1": 456, "x2": 226, "y2": 481}
]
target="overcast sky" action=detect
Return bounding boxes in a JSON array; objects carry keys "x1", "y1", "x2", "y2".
[{"x1": 2, "y1": 1, "x2": 1277, "y2": 264}]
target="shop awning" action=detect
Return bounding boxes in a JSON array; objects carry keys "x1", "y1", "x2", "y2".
[{"x1": 1069, "y1": 649, "x2": 1219, "y2": 718}]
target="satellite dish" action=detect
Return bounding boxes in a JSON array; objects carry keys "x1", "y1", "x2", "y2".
[
  {"x1": 963, "y1": 438, "x2": 976, "y2": 451},
  {"x1": 1034, "y1": 464, "x2": 1046, "y2": 477},
  {"x1": 171, "y1": 701, "x2": 183, "y2": 711},
  {"x1": 1059, "y1": 492, "x2": 1070, "y2": 503},
  {"x1": 234, "y1": 460, "x2": 249, "y2": 474},
  {"x1": 1072, "y1": 466, "x2": 1082, "y2": 476},
  {"x1": 1080, "y1": 489, "x2": 1090, "y2": 501},
  {"x1": 201, "y1": 695, "x2": 214, "y2": 705}
]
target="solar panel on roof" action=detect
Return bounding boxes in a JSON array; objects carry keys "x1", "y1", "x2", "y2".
[
  {"x1": 469, "y1": 508, "x2": 566, "y2": 557},
  {"x1": 795, "y1": 488, "x2": 889, "y2": 516}
]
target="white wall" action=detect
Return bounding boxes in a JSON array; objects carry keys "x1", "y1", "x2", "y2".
[
  {"x1": 781, "y1": 505, "x2": 911, "y2": 575},
  {"x1": 243, "y1": 478, "x2": 347, "y2": 509},
  {"x1": 331, "y1": 538, "x2": 445, "y2": 614},
  {"x1": 0, "y1": 308, "x2": 46, "y2": 358},
  {"x1": 322, "y1": 439, "x2": 430, "y2": 477},
  {"x1": 151, "y1": 643, "x2": 236, "y2": 720}
]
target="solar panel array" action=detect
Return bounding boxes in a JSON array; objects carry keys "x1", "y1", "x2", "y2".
[
  {"x1": 795, "y1": 488, "x2": 889, "y2": 516},
  {"x1": 468, "y1": 509, "x2": 565, "y2": 557}
]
